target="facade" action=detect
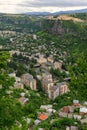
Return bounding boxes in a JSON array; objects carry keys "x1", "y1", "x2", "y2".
[
  {"x1": 14, "y1": 82, "x2": 24, "y2": 89},
  {"x1": 41, "y1": 74, "x2": 69, "y2": 100},
  {"x1": 21, "y1": 73, "x2": 37, "y2": 90},
  {"x1": 48, "y1": 86, "x2": 59, "y2": 100},
  {"x1": 58, "y1": 82, "x2": 69, "y2": 95}
]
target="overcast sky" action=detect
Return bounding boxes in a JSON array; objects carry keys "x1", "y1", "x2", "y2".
[{"x1": 0, "y1": 0, "x2": 87, "y2": 14}]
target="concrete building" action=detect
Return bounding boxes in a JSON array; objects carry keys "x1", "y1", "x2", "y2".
[
  {"x1": 21, "y1": 73, "x2": 36, "y2": 90},
  {"x1": 41, "y1": 74, "x2": 69, "y2": 100},
  {"x1": 14, "y1": 82, "x2": 24, "y2": 89},
  {"x1": 48, "y1": 86, "x2": 59, "y2": 100},
  {"x1": 41, "y1": 74, "x2": 53, "y2": 94},
  {"x1": 58, "y1": 82, "x2": 69, "y2": 95}
]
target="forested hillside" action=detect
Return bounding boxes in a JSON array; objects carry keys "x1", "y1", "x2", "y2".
[{"x1": 0, "y1": 13, "x2": 87, "y2": 130}]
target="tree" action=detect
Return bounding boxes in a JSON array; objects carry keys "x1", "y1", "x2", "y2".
[
  {"x1": 0, "y1": 98, "x2": 23, "y2": 129},
  {"x1": 69, "y1": 53, "x2": 87, "y2": 101}
]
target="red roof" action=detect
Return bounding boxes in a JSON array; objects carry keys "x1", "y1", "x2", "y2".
[
  {"x1": 73, "y1": 103, "x2": 81, "y2": 107},
  {"x1": 62, "y1": 106, "x2": 69, "y2": 113},
  {"x1": 38, "y1": 114, "x2": 48, "y2": 121}
]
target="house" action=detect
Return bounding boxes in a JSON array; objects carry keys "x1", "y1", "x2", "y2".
[
  {"x1": 80, "y1": 107, "x2": 87, "y2": 115},
  {"x1": 73, "y1": 115, "x2": 81, "y2": 120},
  {"x1": 47, "y1": 108, "x2": 56, "y2": 114},
  {"x1": 71, "y1": 126, "x2": 78, "y2": 130},
  {"x1": 38, "y1": 128, "x2": 44, "y2": 130},
  {"x1": 21, "y1": 73, "x2": 36, "y2": 90},
  {"x1": 80, "y1": 118, "x2": 87, "y2": 124},
  {"x1": 18, "y1": 97, "x2": 29, "y2": 105},
  {"x1": 73, "y1": 100, "x2": 80, "y2": 107},
  {"x1": 58, "y1": 112, "x2": 67, "y2": 118},
  {"x1": 37, "y1": 57, "x2": 47, "y2": 64},
  {"x1": 40, "y1": 105, "x2": 56, "y2": 114},
  {"x1": 67, "y1": 113, "x2": 73, "y2": 118},
  {"x1": 34, "y1": 119, "x2": 41, "y2": 125},
  {"x1": 47, "y1": 56, "x2": 54, "y2": 63},
  {"x1": 66, "y1": 126, "x2": 70, "y2": 130},
  {"x1": 15, "y1": 77, "x2": 21, "y2": 82},
  {"x1": 53, "y1": 61, "x2": 62, "y2": 70},
  {"x1": 20, "y1": 92, "x2": 25, "y2": 97},
  {"x1": 9, "y1": 73, "x2": 16, "y2": 78},
  {"x1": 61, "y1": 106, "x2": 69, "y2": 113},
  {"x1": 9, "y1": 50, "x2": 20, "y2": 56},
  {"x1": 38, "y1": 113, "x2": 48, "y2": 121},
  {"x1": 68, "y1": 106, "x2": 74, "y2": 113},
  {"x1": 66, "y1": 126, "x2": 78, "y2": 130},
  {"x1": 40, "y1": 105, "x2": 52, "y2": 111}
]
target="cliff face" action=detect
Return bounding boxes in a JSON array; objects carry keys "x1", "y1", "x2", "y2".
[
  {"x1": 43, "y1": 20, "x2": 67, "y2": 35},
  {"x1": 43, "y1": 15, "x2": 84, "y2": 35},
  {"x1": 48, "y1": 20, "x2": 65, "y2": 35}
]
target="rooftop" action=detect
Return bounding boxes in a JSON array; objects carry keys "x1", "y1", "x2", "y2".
[{"x1": 38, "y1": 113, "x2": 48, "y2": 121}]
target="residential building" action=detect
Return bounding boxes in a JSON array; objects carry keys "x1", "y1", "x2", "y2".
[
  {"x1": 58, "y1": 82, "x2": 69, "y2": 95},
  {"x1": 80, "y1": 107, "x2": 87, "y2": 115},
  {"x1": 18, "y1": 97, "x2": 29, "y2": 105},
  {"x1": 66, "y1": 126, "x2": 78, "y2": 130},
  {"x1": 37, "y1": 57, "x2": 47, "y2": 64},
  {"x1": 73, "y1": 100, "x2": 80, "y2": 107},
  {"x1": 14, "y1": 82, "x2": 24, "y2": 89},
  {"x1": 53, "y1": 61, "x2": 62, "y2": 70},
  {"x1": 40, "y1": 105, "x2": 52, "y2": 110},
  {"x1": 41, "y1": 74, "x2": 69, "y2": 100},
  {"x1": 47, "y1": 56, "x2": 54, "y2": 63},
  {"x1": 80, "y1": 118, "x2": 87, "y2": 124},
  {"x1": 48, "y1": 86, "x2": 59, "y2": 100},
  {"x1": 21, "y1": 73, "x2": 36, "y2": 90},
  {"x1": 38, "y1": 113, "x2": 48, "y2": 121},
  {"x1": 34, "y1": 120, "x2": 41, "y2": 125}
]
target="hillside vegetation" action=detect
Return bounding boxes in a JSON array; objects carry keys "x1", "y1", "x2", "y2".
[{"x1": 0, "y1": 13, "x2": 87, "y2": 130}]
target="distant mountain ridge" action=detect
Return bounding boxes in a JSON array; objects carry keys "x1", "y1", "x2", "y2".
[{"x1": 24, "y1": 8, "x2": 87, "y2": 16}]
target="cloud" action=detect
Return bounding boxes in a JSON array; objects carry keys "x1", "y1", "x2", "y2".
[
  {"x1": 20, "y1": 0, "x2": 87, "y2": 7},
  {"x1": 0, "y1": 0, "x2": 87, "y2": 13}
]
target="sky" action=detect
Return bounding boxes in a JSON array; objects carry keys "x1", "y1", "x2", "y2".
[{"x1": 0, "y1": 0, "x2": 87, "y2": 14}]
